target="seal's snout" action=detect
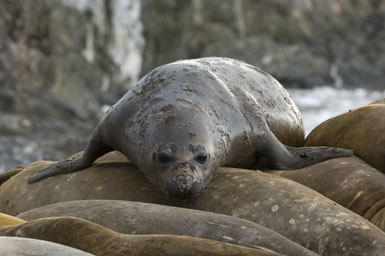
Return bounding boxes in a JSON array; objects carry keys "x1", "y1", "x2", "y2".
[
  {"x1": 176, "y1": 174, "x2": 193, "y2": 190},
  {"x1": 166, "y1": 180, "x2": 203, "y2": 199},
  {"x1": 166, "y1": 172, "x2": 203, "y2": 199},
  {"x1": 160, "y1": 160, "x2": 206, "y2": 200}
]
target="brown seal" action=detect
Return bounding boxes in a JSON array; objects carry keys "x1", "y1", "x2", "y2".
[
  {"x1": 369, "y1": 97, "x2": 385, "y2": 105},
  {"x1": 0, "y1": 213, "x2": 25, "y2": 227},
  {"x1": 28, "y1": 57, "x2": 351, "y2": 199},
  {"x1": 268, "y1": 156, "x2": 385, "y2": 231},
  {"x1": 17, "y1": 200, "x2": 317, "y2": 256},
  {"x1": 305, "y1": 99, "x2": 385, "y2": 172},
  {"x1": 2, "y1": 152, "x2": 385, "y2": 256},
  {"x1": 0, "y1": 166, "x2": 23, "y2": 185},
  {"x1": 0, "y1": 217, "x2": 282, "y2": 256}
]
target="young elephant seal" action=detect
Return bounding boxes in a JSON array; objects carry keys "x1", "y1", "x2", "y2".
[{"x1": 29, "y1": 57, "x2": 352, "y2": 199}]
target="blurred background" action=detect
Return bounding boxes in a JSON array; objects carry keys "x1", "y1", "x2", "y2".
[{"x1": 0, "y1": 0, "x2": 384, "y2": 172}]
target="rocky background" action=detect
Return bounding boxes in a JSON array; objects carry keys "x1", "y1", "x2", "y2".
[
  {"x1": 1, "y1": 0, "x2": 384, "y2": 171},
  {"x1": 141, "y1": 0, "x2": 385, "y2": 89}
]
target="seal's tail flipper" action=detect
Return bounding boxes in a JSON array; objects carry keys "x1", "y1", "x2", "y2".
[
  {"x1": 261, "y1": 130, "x2": 353, "y2": 170},
  {"x1": 283, "y1": 145, "x2": 353, "y2": 169}
]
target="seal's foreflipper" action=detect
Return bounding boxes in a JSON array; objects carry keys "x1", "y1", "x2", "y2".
[
  {"x1": 28, "y1": 157, "x2": 88, "y2": 183},
  {"x1": 28, "y1": 133, "x2": 113, "y2": 183},
  {"x1": 261, "y1": 130, "x2": 353, "y2": 170}
]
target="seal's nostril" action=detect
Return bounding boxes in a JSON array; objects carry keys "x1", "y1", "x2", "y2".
[
  {"x1": 166, "y1": 181, "x2": 180, "y2": 198},
  {"x1": 191, "y1": 182, "x2": 203, "y2": 196},
  {"x1": 165, "y1": 179, "x2": 203, "y2": 199},
  {"x1": 176, "y1": 175, "x2": 193, "y2": 190}
]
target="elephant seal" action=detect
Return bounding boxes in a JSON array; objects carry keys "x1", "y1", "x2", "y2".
[
  {"x1": 17, "y1": 200, "x2": 317, "y2": 256},
  {"x1": 28, "y1": 57, "x2": 351, "y2": 199},
  {"x1": 3, "y1": 152, "x2": 385, "y2": 256},
  {"x1": 0, "y1": 213, "x2": 25, "y2": 227},
  {"x1": 0, "y1": 236, "x2": 92, "y2": 256},
  {"x1": 305, "y1": 100, "x2": 385, "y2": 172},
  {"x1": 0, "y1": 166, "x2": 23, "y2": 185},
  {"x1": 268, "y1": 156, "x2": 385, "y2": 231},
  {"x1": 0, "y1": 217, "x2": 282, "y2": 256},
  {"x1": 370, "y1": 97, "x2": 385, "y2": 105}
]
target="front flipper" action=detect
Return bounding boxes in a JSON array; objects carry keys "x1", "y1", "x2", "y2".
[
  {"x1": 28, "y1": 157, "x2": 89, "y2": 183},
  {"x1": 29, "y1": 130, "x2": 113, "y2": 183},
  {"x1": 261, "y1": 130, "x2": 353, "y2": 169}
]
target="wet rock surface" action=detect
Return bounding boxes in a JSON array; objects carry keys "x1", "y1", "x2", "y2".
[
  {"x1": 0, "y1": 0, "x2": 142, "y2": 172},
  {"x1": 0, "y1": 81, "x2": 93, "y2": 172},
  {"x1": 141, "y1": 0, "x2": 385, "y2": 89}
]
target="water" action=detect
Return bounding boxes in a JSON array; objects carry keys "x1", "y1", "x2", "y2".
[{"x1": 288, "y1": 86, "x2": 385, "y2": 135}]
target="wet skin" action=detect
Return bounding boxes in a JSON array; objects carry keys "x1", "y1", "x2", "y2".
[{"x1": 29, "y1": 57, "x2": 352, "y2": 199}]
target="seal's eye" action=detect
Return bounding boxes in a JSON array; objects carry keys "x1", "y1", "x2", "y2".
[
  {"x1": 196, "y1": 152, "x2": 209, "y2": 164},
  {"x1": 158, "y1": 153, "x2": 171, "y2": 165}
]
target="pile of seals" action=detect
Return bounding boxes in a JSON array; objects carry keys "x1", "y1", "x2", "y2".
[
  {"x1": 28, "y1": 57, "x2": 352, "y2": 199},
  {"x1": 1, "y1": 57, "x2": 385, "y2": 256}
]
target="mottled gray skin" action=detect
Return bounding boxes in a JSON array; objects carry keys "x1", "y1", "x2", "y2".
[
  {"x1": 0, "y1": 217, "x2": 282, "y2": 256},
  {"x1": 17, "y1": 200, "x2": 317, "y2": 256},
  {"x1": 0, "y1": 237, "x2": 92, "y2": 256},
  {"x1": 28, "y1": 57, "x2": 352, "y2": 199}
]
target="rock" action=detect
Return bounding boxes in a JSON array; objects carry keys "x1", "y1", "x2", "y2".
[
  {"x1": 141, "y1": 0, "x2": 385, "y2": 89},
  {"x1": 0, "y1": 0, "x2": 142, "y2": 116},
  {"x1": 305, "y1": 100, "x2": 385, "y2": 172},
  {"x1": 0, "y1": 216, "x2": 282, "y2": 256},
  {"x1": 0, "y1": 0, "x2": 142, "y2": 172},
  {"x1": 17, "y1": 200, "x2": 317, "y2": 256}
]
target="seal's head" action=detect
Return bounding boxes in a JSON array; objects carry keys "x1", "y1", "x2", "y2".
[
  {"x1": 151, "y1": 141, "x2": 213, "y2": 200},
  {"x1": 136, "y1": 105, "x2": 218, "y2": 200}
]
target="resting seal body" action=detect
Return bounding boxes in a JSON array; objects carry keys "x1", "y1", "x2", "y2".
[
  {"x1": 29, "y1": 57, "x2": 351, "y2": 199},
  {"x1": 0, "y1": 217, "x2": 278, "y2": 256},
  {"x1": 305, "y1": 99, "x2": 385, "y2": 173},
  {"x1": 17, "y1": 200, "x2": 317, "y2": 256},
  {"x1": 0, "y1": 237, "x2": 92, "y2": 256},
  {"x1": 6, "y1": 154, "x2": 385, "y2": 256},
  {"x1": 0, "y1": 213, "x2": 26, "y2": 227},
  {"x1": 268, "y1": 156, "x2": 385, "y2": 231}
]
